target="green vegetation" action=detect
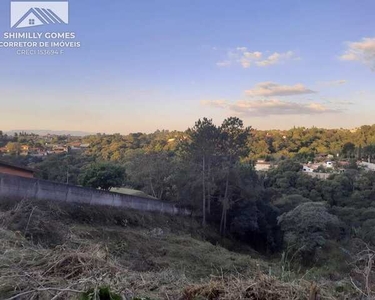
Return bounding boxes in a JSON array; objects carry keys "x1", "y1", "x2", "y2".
[
  {"x1": 3, "y1": 121, "x2": 375, "y2": 297},
  {"x1": 79, "y1": 162, "x2": 126, "y2": 190},
  {"x1": 80, "y1": 287, "x2": 122, "y2": 300}
]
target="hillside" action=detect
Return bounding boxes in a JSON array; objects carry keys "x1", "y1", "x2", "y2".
[{"x1": 0, "y1": 198, "x2": 359, "y2": 300}]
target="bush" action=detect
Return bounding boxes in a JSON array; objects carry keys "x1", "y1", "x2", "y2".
[
  {"x1": 273, "y1": 194, "x2": 311, "y2": 214},
  {"x1": 278, "y1": 202, "x2": 342, "y2": 265}
]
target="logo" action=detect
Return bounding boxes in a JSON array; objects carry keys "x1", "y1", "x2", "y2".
[{"x1": 11, "y1": 1, "x2": 68, "y2": 29}]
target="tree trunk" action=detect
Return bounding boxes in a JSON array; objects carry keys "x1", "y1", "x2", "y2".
[
  {"x1": 220, "y1": 171, "x2": 229, "y2": 236},
  {"x1": 207, "y1": 161, "x2": 211, "y2": 215},
  {"x1": 202, "y1": 156, "x2": 206, "y2": 226},
  {"x1": 149, "y1": 175, "x2": 157, "y2": 198}
]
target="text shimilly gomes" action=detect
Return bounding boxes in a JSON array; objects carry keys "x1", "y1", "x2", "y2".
[{"x1": 3, "y1": 32, "x2": 76, "y2": 39}]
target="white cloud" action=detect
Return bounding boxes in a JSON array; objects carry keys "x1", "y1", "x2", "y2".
[
  {"x1": 340, "y1": 37, "x2": 375, "y2": 70},
  {"x1": 255, "y1": 51, "x2": 295, "y2": 67},
  {"x1": 217, "y1": 47, "x2": 298, "y2": 68},
  {"x1": 202, "y1": 99, "x2": 340, "y2": 116},
  {"x1": 245, "y1": 82, "x2": 316, "y2": 97}
]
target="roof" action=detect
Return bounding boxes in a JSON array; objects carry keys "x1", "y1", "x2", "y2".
[{"x1": 0, "y1": 160, "x2": 35, "y2": 173}]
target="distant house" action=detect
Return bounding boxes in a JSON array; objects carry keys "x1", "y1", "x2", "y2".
[
  {"x1": 255, "y1": 160, "x2": 272, "y2": 172},
  {"x1": 338, "y1": 160, "x2": 350, "y2": 167},
  {"x1": 0, "y1": 160, "x2": 35, "y2": 178},
  {"x1": 302, "y1": 166, "x2": 314, "y2": 173},
  {"x1": 0, "y1": 147, "x2": 8, "y2": 153},
  {"x1": 326, "y1": 161, "x2": 333, "y2": 168},
  {"x1": 69, "y1": 142, "x2": 82, "y2": 147},
  {"x1": 359, "y1": 161, "x2": 375, "y2": 171},
  {"x1": 51, "y1": 146, "x2": 69, "y2": 154}
]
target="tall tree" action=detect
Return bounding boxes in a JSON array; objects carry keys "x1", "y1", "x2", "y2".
[
  {"x1": 125, "y1": 150, "x2": 177, "y2": 200},
  {"x1": 342, "y1": 142, "x2": 356, "y2": 159},
  {"x1": 185, "y1": 118, "x2": 220, "y2": 225},
  {"x1": 219, "y1": 117, "x2": 251, "y2": 235},
  {"x1": 363, "y1": 144, "x2": 375, "y2": 163}
]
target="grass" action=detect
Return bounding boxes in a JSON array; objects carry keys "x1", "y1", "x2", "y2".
[{"x1": 0, "y1": 198, "x2": 359, "y2": 299}]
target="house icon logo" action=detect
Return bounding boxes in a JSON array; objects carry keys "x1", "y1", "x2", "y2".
[{"x1": 11, "y1": 1, "x2": 68, "y2": 29}]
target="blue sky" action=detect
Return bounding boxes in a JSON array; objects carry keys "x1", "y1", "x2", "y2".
[{"x1": 0, "y1": 0, "x2": 374, "y2": 133}]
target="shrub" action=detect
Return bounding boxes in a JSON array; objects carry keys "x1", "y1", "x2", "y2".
[{"x1": 278, "y1": 202, "x2": 342, "y2": 265}]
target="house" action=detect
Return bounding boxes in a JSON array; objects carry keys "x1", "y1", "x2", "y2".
[
  {"x1": 51, "y1": 146, "x2": 69, "y2": 154},
  {"x1": 338, "y1": 160, "x2": 350, "y2": 167},
  {"x1": 302, "y1": 166, "x2": 314, "y2": 173},
  {"x1": 255, "y1": 160, "x2": 272, "y2": 172},
  {"x1": 0, "y1": 160, "x2": 35, "y2": 178},
  {"x1": 69, "y1": 142, "x2": 82, "y2": 147},
  {"x1": 0, "y1": 147, "x2": 8, "y2": 153},
  {"x1": 326, "y1": 161, "x2": 333, "y2": 168}
]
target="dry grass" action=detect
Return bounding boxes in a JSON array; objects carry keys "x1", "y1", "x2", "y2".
[
  {"x1": 0, "y1": 226, "x2": 190, "y2": 299},
  {"x1": 0, "y1": 198, "x2": 359, "y2": 299},
  {"x1": 181, "y1": 272, "x2": 339, "y2": 300}
]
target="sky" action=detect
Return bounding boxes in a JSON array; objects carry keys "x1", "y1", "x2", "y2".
[{"x1": 0, "y1": 0, "x2": 374, "y2": 134}]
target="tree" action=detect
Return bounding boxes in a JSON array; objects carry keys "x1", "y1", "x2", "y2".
[
  {"x1": 278, "y1": 202, "x2": 342, "y2": 265},
  {"x1": 6, "y1": 142, "x2": 21, "y2": 155},
  {"x1": 342, "y1": 142, "x2": 356, "y2": 159},
  {"x1": 219, "y1": 117, "x2": 251, "y2": 235},
  {"x1": 79, "y1": 162, "x2": 126, "y2": 190},
  {"x1": 36, "y1": 153, "x2": 94, "y2": 185},
  {"x1": 273, "y1": 194, "x2": 311, "y2": 214},
  {"x1": 363, "y1": 144, "x2": 375, "y2": 163},
  {"x1": 125, "y1": 150, "x2": 178, "y2": 200},
  {"x1": 184, "y1": 118, "x2": 220, "y2": 225}
]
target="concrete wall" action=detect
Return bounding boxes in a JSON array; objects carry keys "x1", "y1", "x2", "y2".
[{"x1": 0, "y1": 173, "x2": 188, "y2": 215}]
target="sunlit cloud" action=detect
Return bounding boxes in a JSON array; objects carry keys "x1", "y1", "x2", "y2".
[
  {"x1": 217, "y1": 47, "x2": 299, "y2": 68},
  {"x1": 201, "y1": 99, "x2": 341, "y2": 116},
  {"x1": 340, "y1": 37, "x2": 375, "y2": 70},
  {"x1": 245, "y1": 82, "x2": 316, "y2": 97}
]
